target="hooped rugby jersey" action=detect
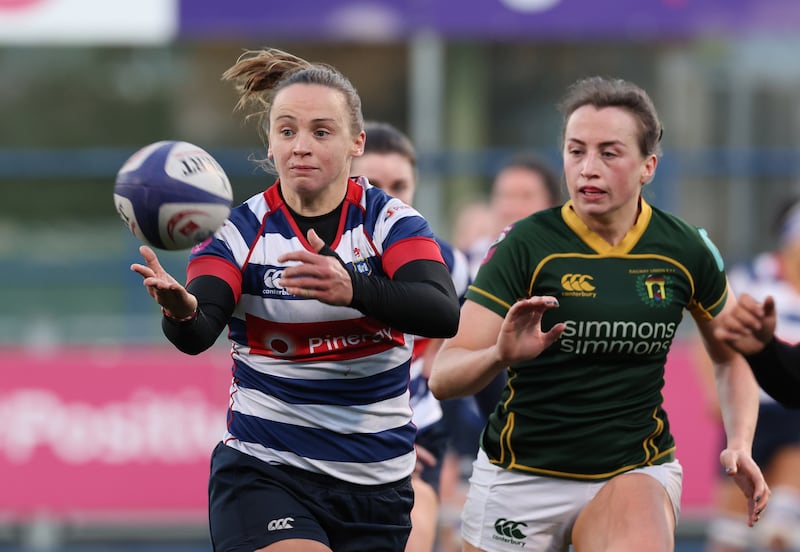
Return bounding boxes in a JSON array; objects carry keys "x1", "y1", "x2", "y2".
[
  {"x1": 728, "y1": 251, "x2": 800, "y2": 404},
  {"x1": 468, "y1": 198, "x2": 729, "y2": 480},
  {"x1": 187, "y1": 177, "x2": 445, "y2": 485}
]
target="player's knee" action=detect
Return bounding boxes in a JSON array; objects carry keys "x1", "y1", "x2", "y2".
[
  {"x1": 706, "y1": 513, "x2": 752, "y2": 549},
  {"x1": 754, "y1": 485, "x2": 800, "y2": 550}
]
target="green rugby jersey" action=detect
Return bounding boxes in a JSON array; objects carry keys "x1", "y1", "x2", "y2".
[{"x1": 468, "y1": 199, "x2": 728, "y2": 480}]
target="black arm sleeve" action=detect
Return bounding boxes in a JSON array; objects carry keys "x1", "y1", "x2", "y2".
[
  {"x1": 349, "y1": 259, "x2": 460, "y2": 338},
  {"x1": 745, "y1": 338, "x2": 800, "y2": 408},
  {"x1": 162, "y1": 275, "x2": 236, "y2": 355}
]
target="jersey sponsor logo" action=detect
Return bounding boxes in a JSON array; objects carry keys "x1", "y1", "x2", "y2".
[
  {"x1": 267, "y1": 517, "x2": 294, "y2": 531},
  {"x1": 492, "y1": 517, "x2": 527, "y2": 546},
  {"x1": 560, "y1": 273, "x2": 597, "y2": 297},
  {"x1": 636, "y1": 273, "x2": 671, "y2": 308},
  {"x1": 559, "y1": 318, "x2": 678, "y2": 355},
  {"x1": 247, "y1": 316, "x2": 405, "y2": 360}
]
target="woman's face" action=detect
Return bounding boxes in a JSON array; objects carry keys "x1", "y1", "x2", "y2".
[
  {"x1": 350, "y1": 152, "x2": 416, "y2": 205},
  {"x1": 268, "y1": 83, "x2": 364, "y2": 204},
  {"x1": 490, "y1": 166, "x2": 555, "y2": 231},
  {"x1": 562, "y1": 105, "x2": 656, "y2": 223}
]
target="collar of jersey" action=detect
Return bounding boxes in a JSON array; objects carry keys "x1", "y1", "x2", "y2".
[{"x1": 560, "y1": 197, "x2": 652, "y2": 256}]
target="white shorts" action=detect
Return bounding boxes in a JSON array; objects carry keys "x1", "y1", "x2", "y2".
[{"x1": 460, "y1": 448, "x2": 683, "y2": 552}]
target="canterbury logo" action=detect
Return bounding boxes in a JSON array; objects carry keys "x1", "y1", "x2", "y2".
[
  {"x1": 267, "y1": 517, "x2": 294, "y2": 531},
  {"x1": 494, "y1": 518, "x2": 527, "y2": 539},
  {"x1": 561, "y1": 273, "x2": 596, "y2": 292}
]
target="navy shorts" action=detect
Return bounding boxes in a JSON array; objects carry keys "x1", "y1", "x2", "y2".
[
  {"x1": 208, "y1": 442, "x2": 414, "y2": 552},
  {"x1": 753, "y1": 402, "x2": 800, "y2": 467},
  {"x1": 414, "y1": 419, "x2": 449, "y2": 495}
]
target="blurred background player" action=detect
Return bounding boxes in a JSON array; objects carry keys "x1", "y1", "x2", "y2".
[
  {"x1": 350, "y1": 120, "x2": 472, "y2": 552},
  {"x1": 459, "y1": 153, "x2": 562, "y2": 279},
  {"x1": 703, "y1": 196, "x2": 800, "y2": 552},
  {"x1": 457, "y1": 154, "x2": 563, "y2": 422}
]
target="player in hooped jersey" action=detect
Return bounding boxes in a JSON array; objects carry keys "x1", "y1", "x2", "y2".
[
  {"x1": 706, "y1": 198, "x2": 800, "y2": 551},
  {"x1": 131, "y1": 48, "x2": 459, "y2": 552},
  {"x1": 718, "y1": 296, "x2": 800, "y2": 409},
  {"x1": 351, "y1": 121, "x2": 472, "y2": 552},
  {"x1": 429, "y1": 76, "x2": 769, "y2": 551}
]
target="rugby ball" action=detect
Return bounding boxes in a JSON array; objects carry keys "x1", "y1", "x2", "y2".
[{"x1": 113, "y1": 140, "x2": 233, "y2": 250}]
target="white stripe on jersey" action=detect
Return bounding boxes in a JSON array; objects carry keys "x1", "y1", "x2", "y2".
[
  {"x1": 232, "y1": 385, "x2": 412, "y2": 434},
  {"x1": 225, "y1": 439, "x2": 417, "y2": 485},
  {"x1": 232, "y1": 343, "x2": 412, "y2": 380}
]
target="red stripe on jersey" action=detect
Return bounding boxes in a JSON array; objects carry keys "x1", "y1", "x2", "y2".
[
  {"x1": 412, "y1": 336, "x2": 432, "y2": 362},
  {"x1": 382, "y1": 237, "x2": 444, "y2": 278},
  {"x1": 245, "y1": 314, "x2": 407, "y2": 361},
  {"x1": 187, "y1": 256, "x2": 243, "y2": 303}
]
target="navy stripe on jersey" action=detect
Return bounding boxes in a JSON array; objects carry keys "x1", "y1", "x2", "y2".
[
  {"x1": 229, "y1": 413, "x2": 416, "y2": 463},
  {"x1": 226, "y1": 195, "x2": 267, "y2": 249},
  {"x1": 233, "y1": 360, "x2": 411, "y2": 406},
  {"x1": 359, "y1": 185, "x2": 390, "y2": 238},
  {"x1": 384, "y1": 207, "x2": 436, "y2": 245}
]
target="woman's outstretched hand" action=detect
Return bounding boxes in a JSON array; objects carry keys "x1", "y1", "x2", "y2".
[
  {"x1": 495, "y1": 296, "x2": 566, "y2": 364},
  {"x1": 130, "y1": 245, "x2": 198, "y2": 318}
]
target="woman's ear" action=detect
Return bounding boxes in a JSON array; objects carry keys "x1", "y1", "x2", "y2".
[
  {"x1": 352, "y1": 130, "x2": 366, "y2": 157},
  {"x1": 641, "y1": 154, "x2": 658, "y2": 184}
]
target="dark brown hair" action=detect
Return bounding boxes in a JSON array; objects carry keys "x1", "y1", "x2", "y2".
[{"x1": 558, "y1": 76, "x2": 663, "y2": 158}]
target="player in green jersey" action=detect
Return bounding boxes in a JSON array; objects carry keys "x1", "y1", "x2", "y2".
[{"x1": 429, "y1": 76, "x2": 770, "y2": 552}]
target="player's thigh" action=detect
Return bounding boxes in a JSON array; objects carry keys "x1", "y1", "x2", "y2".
[
  {"x1": 766, "y1": 445, "x2": 800, "y2": 488},
  {"x1": 406, "y1": 477, "x2": 439, "y2": 552},
  {"x1": 714, "y1": 476, "x2": 750, "y2": 516},
  {"x1": 572, "y1": 472, "x2": 677, "y2": 552},
  {"x1": 461, "y1": 540, "x2": 484, "y2": 552},
  {"x1": 460, "y1": 450, "x2": 581, "y2": 552}
]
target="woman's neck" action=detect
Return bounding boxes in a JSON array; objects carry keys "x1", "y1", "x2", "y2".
[
  {"x1": 582, "y1": 202, "x2": 641, "y2": 247},
  {"x1": 281, "y1": 180, "x2": 348, "y2": 217}
]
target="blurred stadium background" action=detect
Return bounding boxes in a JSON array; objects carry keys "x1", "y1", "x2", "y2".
[{"x1": 3, "y1": 0, "x2": 800, "y2": 550}]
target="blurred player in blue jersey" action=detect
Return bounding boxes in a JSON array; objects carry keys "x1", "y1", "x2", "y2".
[
  {"x1": 430, "y1": 76, "x2": 769, "y2": 552},
  {"x1": 131, "y1": 48, "x2": 460, "y2": 552},
  {"x1": 351, "y1": 120, "x2": 472, "y2": 552}
]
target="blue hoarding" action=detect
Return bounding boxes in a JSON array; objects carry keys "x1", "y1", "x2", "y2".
[{"x1": 179, "y1": 0, "x2": 800, "y2": 41}]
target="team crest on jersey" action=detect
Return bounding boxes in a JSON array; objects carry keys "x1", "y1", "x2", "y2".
[
  {"x1": 352, "y1": 246, "x2": 372, "y2": 275},
  {"x1": 637, "y1": 273, "x2": 671, "y2": 307}
]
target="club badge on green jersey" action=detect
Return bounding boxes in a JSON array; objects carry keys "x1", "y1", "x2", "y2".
[{"x1": 636, "y1": 273, "x2": 673, "y2": 307}]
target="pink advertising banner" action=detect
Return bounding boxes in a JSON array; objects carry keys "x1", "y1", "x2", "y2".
[
  {"x1": 0, "y1": 345, "x2": 231, "y2": 521},
  {"x1": 0, "y1": 340, "x2": 720, "y2": 521}
]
